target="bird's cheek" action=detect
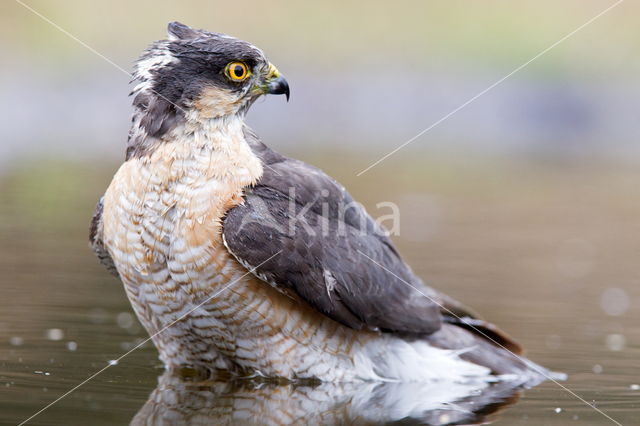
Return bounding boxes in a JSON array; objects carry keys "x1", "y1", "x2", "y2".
[
  {"x1": 192, "y1": 86, "x2": 242, "y2": 119},
  {"x1": 250, "y1": 80, "x2": 269, "y2": 98}
]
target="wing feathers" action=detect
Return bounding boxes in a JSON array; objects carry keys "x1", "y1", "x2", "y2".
[
  {"x1": 223, "y1": 131, "x2": 443, "y2": 335},
  {"x1": 224, "y1": 128, "x2": 525, "y2": 356}
]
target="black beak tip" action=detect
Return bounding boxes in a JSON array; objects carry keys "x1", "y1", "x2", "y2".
[{"x1": 268, "y1": 77, "x2": 290, "y2": 102}]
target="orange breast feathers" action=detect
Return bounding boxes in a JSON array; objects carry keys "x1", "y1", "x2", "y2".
[{"x1": 100, "y1": 126, "x2": 263, "y2": 287}]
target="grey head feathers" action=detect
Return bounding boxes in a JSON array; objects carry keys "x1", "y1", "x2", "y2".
[{"x1": 126, "y1": 22, "x2": 269, "y2": 160}]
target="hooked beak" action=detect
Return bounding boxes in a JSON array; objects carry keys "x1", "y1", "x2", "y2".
[{"x1": 264, "y1": 63, "x2": 290, "y2": 101}]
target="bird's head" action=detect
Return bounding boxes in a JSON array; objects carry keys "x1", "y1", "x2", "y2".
[{"x1": 129, "y1": 22, "x2": 288, "y2": 144}]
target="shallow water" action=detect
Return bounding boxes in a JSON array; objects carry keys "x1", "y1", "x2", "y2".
[{"x1": 1, "y1": 156, "x2": 638, "y2": 425}]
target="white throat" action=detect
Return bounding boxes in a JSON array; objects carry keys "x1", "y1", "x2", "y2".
[{"x1": 148, "y1": 114, "x2": 263, "y2": 187}]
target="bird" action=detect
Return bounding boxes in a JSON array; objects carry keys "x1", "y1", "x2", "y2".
[
  {"x1": 91, "y1": 21, "x2": 557, "y2": 383},
  {"x1": 131, "y1": 369, "x2": 523, "y2": 425}
]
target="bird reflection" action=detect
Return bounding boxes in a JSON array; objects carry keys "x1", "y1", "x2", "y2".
[{"x1": 131, "y1": 369, "x2": 528, "y2": 425}]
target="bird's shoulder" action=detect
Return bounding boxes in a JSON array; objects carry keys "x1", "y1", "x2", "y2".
[{"x1": 222, "y1": 127, "x2": 443, "y2": 334}]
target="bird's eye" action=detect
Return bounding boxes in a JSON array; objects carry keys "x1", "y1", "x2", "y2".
[{"x1": 225, "y1": 62, "x2": 250, "y2": 82}]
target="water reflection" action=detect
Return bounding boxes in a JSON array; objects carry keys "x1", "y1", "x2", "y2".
[{"x1": 132, "y1": 371, "x2": 528, "y2": 425}]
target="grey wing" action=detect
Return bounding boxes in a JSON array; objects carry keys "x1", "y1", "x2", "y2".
[
  {"x1": 90, "y1": 197, "x2": 119, "y2": 277},
  {"x1": 222, "y1": 134, "x2": 443, "y2": 335}
]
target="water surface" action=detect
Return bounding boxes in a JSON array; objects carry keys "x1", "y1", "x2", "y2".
[{"x1": 1, "y1": 157, "x2": 638, "y2": 425}]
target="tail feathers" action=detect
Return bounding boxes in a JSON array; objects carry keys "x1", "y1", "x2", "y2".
[
  {"x1": 443, "y1": 316, "x2": 524, "y2": 355},
  {"x1": 435, "y1": 293, "x2": 525, "y2": 356},
  {"x1": 427, "y1": 323, "x2": 564, "y2": 384}
]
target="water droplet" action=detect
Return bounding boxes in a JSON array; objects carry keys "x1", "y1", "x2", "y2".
[
  {"x1": 45, "y1": 329, "x2": 64, "y2": 341},
  {"x1": 592, "y1": 364, "x2": 603, "y2": 374},
  {"x1": 108, "y1": 359, "x2": 118, "y2": 366},
  {"x1": 9, "y1": 336, "x2": 24, "y2": 346},
  {"x1": 116, "y1": 312, "x2": 135, "y2": 329},
  {"x1": 600, "y1": 287, "x2": 629, "y2": 317},
  {"x1": 554, "y1": 407, "x2": 562, "y2": 413},
  {"x1": 605, "y1": 334, "x2": 626, "y2": 351},
  {"x1": 630, "y1": 384, "x2": 640, "y2": 390},
  {"x1": 66, "y1": 341, "x2": 78, "y2": 351}
]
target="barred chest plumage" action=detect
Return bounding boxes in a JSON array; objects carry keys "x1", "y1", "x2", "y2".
[{"x1": 100, "y1": 119, "x2": 369, "y2": 380}]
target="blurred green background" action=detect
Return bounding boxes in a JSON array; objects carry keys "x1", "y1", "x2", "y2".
[
  {"x1": 1, "y1": 1, "x2": 639, "y2": 425},
  {"x1": 1, "y1": 0, "x2": 640, "y2": 165}
]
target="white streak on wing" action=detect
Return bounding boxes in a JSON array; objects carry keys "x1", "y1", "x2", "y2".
[{"x1": 323, "y1": 269, "x2": 336, "y2": 299}]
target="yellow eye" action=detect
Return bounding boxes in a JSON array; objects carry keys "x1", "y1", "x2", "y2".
[{"x1": 226, "y1": 62, "x2": 250, "y2": 81}]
